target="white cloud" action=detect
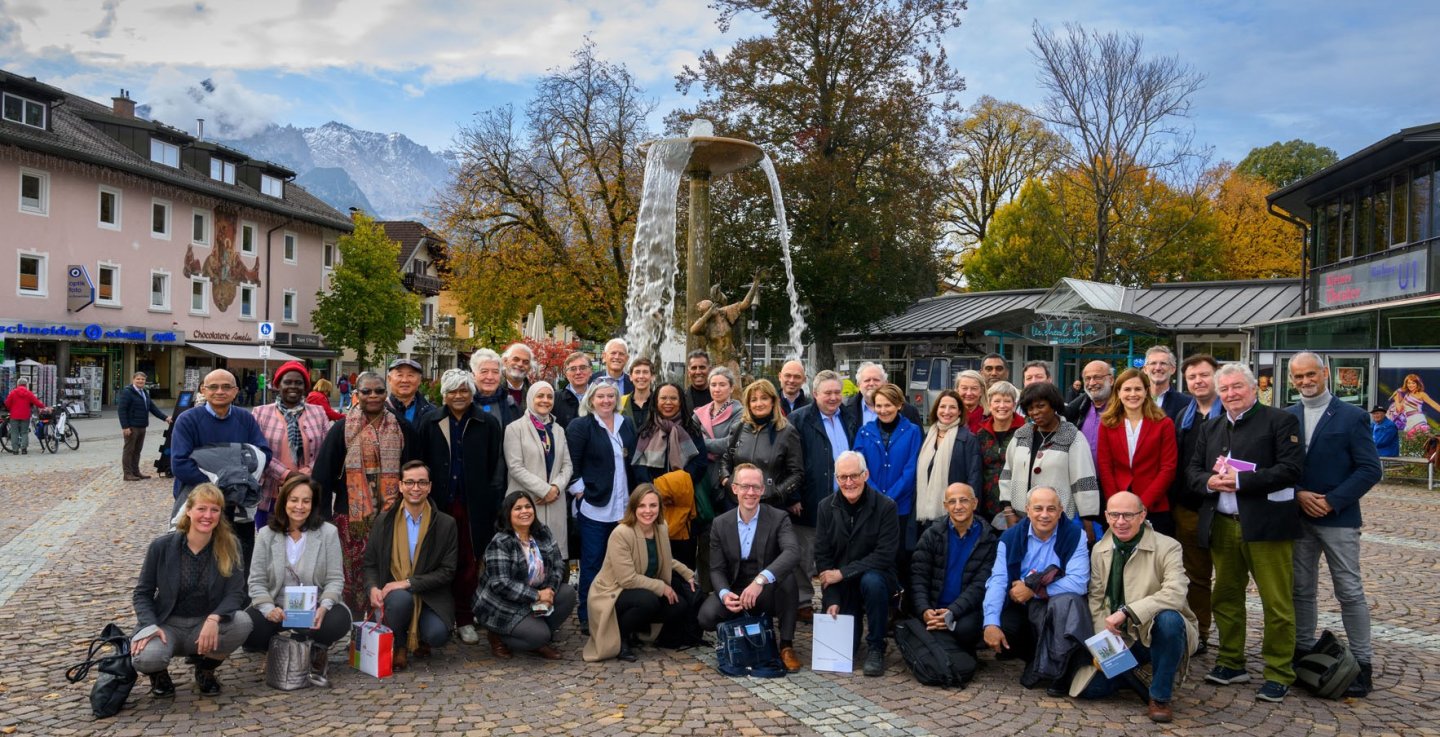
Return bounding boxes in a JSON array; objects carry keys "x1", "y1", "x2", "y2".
[{"x1": 141, "y1": 68, "x2": 289, "y2": 137}]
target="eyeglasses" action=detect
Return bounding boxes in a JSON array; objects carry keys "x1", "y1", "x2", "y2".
[
  {"x1": 944, "y1": 498, "x2": 976, "y2": 507},
  {"x1": 565, "y1": 365, "x2": 590, "y2": 373},
  {"x1": 734, "y1": 483, "x2": 764, "y2": 492},
  {"x1": 400, "y1": 479, "x2": 432, "y2": 488},
  {"x1": 355, "y1": 388, "x2": 385, "y2": 396},
  {"x1": 836, "y1": 473, "x2": 865, "y2": 483},
  {"x1": 202, "y1": 384, "x2": 236, "y2": 392},
  {"x1": 1105, "y1": 511, "x2": 1144, "y2": 522}
]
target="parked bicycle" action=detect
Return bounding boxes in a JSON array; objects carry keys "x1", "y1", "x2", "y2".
[
  {"x1": 0, "y1": 409, "x2": 11, "y2": 453},
  {"x1": 33, "y1": 406, "x2": 80, "y2": 453}
]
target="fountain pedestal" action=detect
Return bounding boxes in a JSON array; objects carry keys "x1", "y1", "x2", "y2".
[{"x1": 680, "y1": 136, "x2": 764, "y2": 356}]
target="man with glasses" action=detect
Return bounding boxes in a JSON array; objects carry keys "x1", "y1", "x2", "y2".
[
  {"x1": 790, "y1": 370, "x2": 853, "y2": 622},
  {"x1": 699, "y1": 464, "x2": 804, "y2": 672},
  {"x1": 170, "y1": 369, "x2": 271, "y2": 503},
  {"x1": 910, "y1": 483, "x2": 998, "y2": 667},
  {"x1": 1144, "y1": 346, "x2": 1194, "y2": 426},
  {"x1": 1071, "y1": 491, "x2": 1198, "y2": 723},
  {"x1": 554, "y1": 351, "x2": 592, "y2": 428},
  {"x1": 363, "y1": 461, "x2": 459, "y2": 671},
  {"x1": 816, "y1": 451, "x2": 899, "y2": 677},
  {"x1": 1064, "y1": 360, "x2": 1115, "y2": 468}
]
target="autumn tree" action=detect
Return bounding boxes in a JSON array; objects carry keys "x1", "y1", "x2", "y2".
[
  {"x1": 943, "y1": 96, "x2": 1062, "y2": 249},
  {"x1": 436, "y1": 42, "x2": 650, "y2": 341},
  {"x1": 312, "y1": 213, "x2": 421, "y2": 371},
  {"x1": 676, "y1": 0, "x2": 964, "y2": 366},
  {"x1": 1209, "y1": 163, "x2": 1303, "y2": 278},
  {"x1": 1032, "y1": 22, "x2": 1209, "y2": 282},
  {"x1": 1236, "y1": 139, "x2": 1339, "y2": 189}
]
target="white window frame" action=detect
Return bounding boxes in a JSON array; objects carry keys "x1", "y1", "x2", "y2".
[
  {"x1": 96, "y1": 261, "x2": 121, "y2": 307},
  {"x1": 192, "y1": 208, "x2": 212, "y2": 247},
  {"x1": 2, "y1": 92, "x2": 46, "y2": 129},
  {"x1": 150, "y1": 138, "x2": 180, "y2": 168},
  {"x1": 209, "y1": 158, "x2": 236, "y2": 184},
  {"x1": 18, "y1": 167, "x2": 48, "y2": 216},
  {"x1": 151, "y1": 198, "x2": 172, "y2": 240},
  {"x1": 282, "y1": 289, "x2": 298, "y2": 324},
  {"x1": 98, "y1": 185, "x2": 122, "y2": 230},
  {"x1": 420, "y1": 301, "x2": 434, "y2": 327},
  {"x1": 260, "y1": 174, "x2": 284, "y2": 198},
  {"x1": 240, "y1": 221, "x2": 257, "y2": 256},
  {"x1": 17, "y1": 250, "x2": 47, "y2": 297},
  {"x1": 189, "y1": 276, "x2": 210, "y2": 315},
  {"x1": 323, "y1": 241, "x2": 335, "y2": 269},
  {"x1": 149, "y1": 269, "x2": 171, "y2": 312},
  {"x1": 283, "y1": 232, "x2": 297, "y2": 264},
  {"x1": 238, "y1": 283, "x2": 257, "y2": 320}
]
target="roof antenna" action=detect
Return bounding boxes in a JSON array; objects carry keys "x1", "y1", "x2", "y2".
[{"x1": 197, "y1": 118, "x2": 205, "y2": 140}]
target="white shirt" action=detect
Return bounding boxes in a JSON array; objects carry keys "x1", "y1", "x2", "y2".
[
  {"x1": 577, "y1": 414, "x2": 630, "y2": 524},
  {"x1": 285, "y1": 531, "x2": 307, "y2": 566},
  {"x1": 1124, "y1": 418, "x2": 1142, "y2": 465}
]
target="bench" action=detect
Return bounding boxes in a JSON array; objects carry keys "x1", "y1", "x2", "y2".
[{"x1": 1380, "y1": 456, "x2": 1435, "y2": 490}]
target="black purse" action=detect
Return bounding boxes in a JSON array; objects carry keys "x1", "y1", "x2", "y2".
[{"x1": 65, "y1": 623, "x2": 137, "y2": 719}]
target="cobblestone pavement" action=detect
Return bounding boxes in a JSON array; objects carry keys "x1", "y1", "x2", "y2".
[{"x1": 2, "y1": 418, "x2": 1438, "y2": 736}]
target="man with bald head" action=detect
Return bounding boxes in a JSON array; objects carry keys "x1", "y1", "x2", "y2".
[
  {"x1": 777, "y1": 360, "x2": 810, "y2": 415},
  {"x1": 170, "y1": 369, "x2": 271, "y2": 502},
  {"x1": 1071, "y1": 491, "x2": 1198, "y2": 723},
  {"x1": 1064, "y1": 360, "x2": 1115, "y2": 468},
  {"x1": 910, "y1": 483, "x2": 998, "y2": 664}
]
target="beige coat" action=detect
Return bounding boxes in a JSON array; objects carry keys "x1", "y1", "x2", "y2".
[
  {"x1": 1076, "y1": 523, "x2": 1199, "y2": 692},
  {"x1": 581, "y1": 521, "x2": 695, "y2": 662},
  {"x1": 503, "y1": 416, "x2": 574, "y2": 557}
]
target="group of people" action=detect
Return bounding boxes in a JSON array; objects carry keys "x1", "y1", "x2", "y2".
[{"x1": 127, "y1": 341, "x2": 1381, "y2": 723}]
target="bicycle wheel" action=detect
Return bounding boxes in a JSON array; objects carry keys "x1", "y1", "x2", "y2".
[
  {"x1": 63, "y1": 425, "x2": 80, "y2": 450},
  {"x1": 41, "y1": 429, "x2": 58, "y2": 454},
  {"x1": 0, "y1": 427, "x2": 10, "y2": 453}
]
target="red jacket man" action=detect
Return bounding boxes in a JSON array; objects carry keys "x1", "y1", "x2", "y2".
[{"x1": 4, "y1": 381, "x2": 45, "y2": 421}]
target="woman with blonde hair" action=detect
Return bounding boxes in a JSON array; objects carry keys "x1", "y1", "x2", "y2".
[
  {"x1": 954, "y1": 370, "x2": 987, "y2": 433},
  {"x1": 132, "y1": 484, "x2": 253, "y2": 698},
  {"x1": 717, "y1": 378, "x2": 802, "y2": 512}
]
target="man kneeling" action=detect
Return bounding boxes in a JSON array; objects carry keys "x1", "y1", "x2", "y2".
[
  {"x1": 699, "y1": 464, "x2": 803, "y2": 671},
  {"x1": 982, "y1": 486, "x2": 1092, "y2": 694},
  {"x1": 910, "y1": 483, "x2": 997, "y2": 663},
  {"x1": 1072, "y1": 491, "x2": 1198, "y2": 723}
]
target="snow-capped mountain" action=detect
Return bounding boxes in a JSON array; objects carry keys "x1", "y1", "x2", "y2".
[{"x1": 220, "y1": 122, "x2": 454, "y2": 220}]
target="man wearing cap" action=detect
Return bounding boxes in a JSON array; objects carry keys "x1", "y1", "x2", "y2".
[
  {"x1": 1370, "y1": 405, "x2": 1399, "y2": 457},
  {"x1": 387, "y1": 358, "x2": 434, "y2": 427},
  {"x1": 252, "y1": 361, "x2": 333, "y2": 527},
  {"x1": 118, "y1": 371, "x2": 172, "y2": 479}
]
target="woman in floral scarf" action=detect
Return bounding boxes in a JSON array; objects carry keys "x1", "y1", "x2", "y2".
[{"x1": 632, "y1": 382, "x2": 708, "y2": 568}]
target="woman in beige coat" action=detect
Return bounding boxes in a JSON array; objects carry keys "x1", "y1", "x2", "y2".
[
  {"x1": 581, "y1": 485, "x2": 697, "y2": 662},
  {"x1": 504, "y1": 382, "x2": 574, "y2": 558}
]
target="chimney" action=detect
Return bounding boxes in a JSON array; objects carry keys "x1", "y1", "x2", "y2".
[
  {"x1": 111, "y1": 89, "x2": 135, "y2": 118},
  {"x1": 196, "y1": 118, "x2": 205, "y2": 140}
]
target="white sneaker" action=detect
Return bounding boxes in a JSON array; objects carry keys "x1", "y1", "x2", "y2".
[{"x1": 457, "y1": 624, "x2": 480, "y2": 645}]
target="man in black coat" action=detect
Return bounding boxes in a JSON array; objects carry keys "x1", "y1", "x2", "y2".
[
  {"x1": 790, "y1": 370, "x2": 854, "y2": 619},
  {"x1": 1144, "y1": 346, "x2": 1195, "y2": 426},
  {"x1": 816, "y1": 451, "x2": 900, "y2": 677},
  {"x1": 386, "y1": 358, "x2": 435, "y2": 427},
  {"x1": 1187, "y1": 363, "x2": 1304, "y2": 703},
  {"x1": 118, "y1": 371, "x2": 172, "y2": 480},
  {"x1": 554, "y1": 351, "x2": 592, "y2": 428},
  {"x1": 911, "y1": 482, "x2": 998, "y2": 659},
  {"x1": 841, "y1": 361, "x2": 921, "y2": 439}
]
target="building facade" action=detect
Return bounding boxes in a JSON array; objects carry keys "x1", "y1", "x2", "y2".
[{"x1": 1, "y1": 70, "x2": 351, "y2": 406}]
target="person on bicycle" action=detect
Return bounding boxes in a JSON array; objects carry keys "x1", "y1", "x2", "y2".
[{"x1": 4, "y1": 377, "x2": 45, "y2": 455}]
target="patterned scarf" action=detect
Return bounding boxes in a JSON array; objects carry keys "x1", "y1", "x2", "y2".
[
  {"x1": 277, "y1": 399, "x2": 306, "y2": 464},
  {"x1": 635, "y1": 418, "x2": 699, "y2": 472},
  {"x1": 343, "y1": 405, "x2": 405, "y2": 529}
]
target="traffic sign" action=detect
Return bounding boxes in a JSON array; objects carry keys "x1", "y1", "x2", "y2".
[
  {"x1": 259, "y1": 322, "x2": 275, "y2": 341},
  {"x1": 258, "y1": 344, "x2": 271, "y2": 359}
]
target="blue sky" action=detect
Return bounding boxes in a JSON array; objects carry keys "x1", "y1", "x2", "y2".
[{"x1": 2, "y1": 0, "x2": 1436, "y2": 164}]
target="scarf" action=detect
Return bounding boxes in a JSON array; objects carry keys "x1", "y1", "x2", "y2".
[
  {"x1": 343, "y1": 405, "x2": 405, "y2": 528},
  {"x1": 916, "y1": 417, "x2": 961, "y2": 522},
  {"x1": 277, "y1": 399, "x2": 306, "y2": 464},
  {"x1": 390, "y1": 504, "x2": 433, "y2": 652},
  {"x1": 695, "y1": 400, "x2": 738, "y2": 445},
  {"x1": 635, "y1": 418, "x2": 700, "y2": 473},
  {"x1": 1106, "y1": 525, "x2": 1145, "y2": 614}
]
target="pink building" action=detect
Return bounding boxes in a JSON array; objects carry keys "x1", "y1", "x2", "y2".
[{"x1": 1, "y1": 70, "x2": 352, "y2": 405}]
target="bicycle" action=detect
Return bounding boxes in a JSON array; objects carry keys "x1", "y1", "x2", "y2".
[
  {"x1": 0, "y1": 409, "x2": 10, "y2": 454},
  {"x1": 33, "y1": 406, "x2": 80, "y2": 453}
]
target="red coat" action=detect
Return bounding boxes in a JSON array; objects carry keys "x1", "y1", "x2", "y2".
[
  {"x1": 1096, "y1": 416, "x2": 1177, "y2": 513},
  {"x1": 3, "y1": 385, "x2": 45, "y2": 421},
  {"x1": 306, "y1": 391, "x2": 345, "y2": 421}
]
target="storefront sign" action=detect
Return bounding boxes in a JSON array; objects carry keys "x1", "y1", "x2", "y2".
[
  {"x1": 1025, "y1": 319, "x2": 1106, "y2": 346},
  {"x1": 289, "y1": 333, "x2": 322, "y2": 348},
  {"x1": 0, "y1": 320, "x2": 181, "y2": 344},
  {"x1": 1319, "y1": 250, "x2": 1428, "y2": 308},
  {"x1": 66, "y1": 265, "x2": 94, "y2": 313},
  {"x1": 191, "y1": 329, "x2": 254, "y2": 342}
]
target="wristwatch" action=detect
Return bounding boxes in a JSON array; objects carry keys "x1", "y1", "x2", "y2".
[{"x1": 753, "y1": 575, "x2": 768, "y2": 587}]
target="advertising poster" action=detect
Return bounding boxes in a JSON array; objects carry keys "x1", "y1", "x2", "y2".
[
  {"x1": 1257, "y1": 367, "x2": 1275, "y2": 406},
  {"x1": 1377, "y1": 368, "x2": 1440, "y2": 440}
]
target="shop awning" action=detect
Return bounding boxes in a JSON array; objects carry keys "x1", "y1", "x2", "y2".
[{"x1": 188, "y1": 342, "x2": 301, "y2": 362}]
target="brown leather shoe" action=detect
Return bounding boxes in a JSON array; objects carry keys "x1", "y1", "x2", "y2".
[
  {"x1": 780, "y1": 646, "x2": 802, "y2": 672},
  {"x1": 137, "y1": 473, "x2": 152, "y2": 479},
  {"x1": 391, "y1": 647, "x2": 408, "y2": 672},
  {"x1": 797, "y1": 606, "x2": 814, "y2": 624},
  {"x1": 1148, "y1": 700, "x2": 1173, "y2": 723},
  {"x1": 488, "y1": 632, "x2": 513, "y2": 659},
  {"x1": 124, "y1": 474, "x2": 141, "y2": 481},
  {"x1": 534, "y1": 644, "x2": 562, "y2": 660}
]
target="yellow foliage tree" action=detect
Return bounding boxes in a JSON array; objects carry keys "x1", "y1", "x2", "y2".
[{"x1": 1209, "y1": 164, "x2": 1303, "y2": 279}]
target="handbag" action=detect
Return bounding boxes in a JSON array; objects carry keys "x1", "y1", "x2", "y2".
[
  {"x1": 264, "y1": 632, "x2": 317, "y2": 691},
  {"x1": 64, "y1": 623, "x2": 137, "y2": 719},
  {"x1": 714, "y1": 612, "x2": 785, "y2": 678}
]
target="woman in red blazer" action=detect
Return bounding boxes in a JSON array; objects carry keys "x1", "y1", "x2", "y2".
[{"x1": 1097, "y1": 369, "x2": 1177, "y2": 533}]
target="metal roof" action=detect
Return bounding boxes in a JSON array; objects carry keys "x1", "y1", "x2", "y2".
[
  {"x1": 848, "y1": 279, "x2": 1302, "y2": 339},
  {"x1": 1268, "y1": 121, "x2": 1440, "y2": 217}
]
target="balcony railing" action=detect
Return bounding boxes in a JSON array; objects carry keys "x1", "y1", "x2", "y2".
[{"x1": 403, "y1": 273, "x2": 443, "y2": 296}]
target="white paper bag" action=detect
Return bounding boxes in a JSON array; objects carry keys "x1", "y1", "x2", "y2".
[{"x1": 811, "y1": 614, "x2": 855, "y2": 673}]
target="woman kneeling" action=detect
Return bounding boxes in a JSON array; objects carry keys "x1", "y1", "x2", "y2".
[
  {"x1": 475, "y1": 491, "x2": 576, "y2": 659},
  {"x1": 131, "y1": 484, "x2": 253, "y2": 697}
]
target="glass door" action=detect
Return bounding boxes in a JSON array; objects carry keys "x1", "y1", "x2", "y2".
[{"x1": 1327, "y1": 354, "x2": 1374, "y2": 408}]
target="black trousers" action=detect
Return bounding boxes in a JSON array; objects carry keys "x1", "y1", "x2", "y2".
[{"x1": 614, "y1": 572, "x2": 696, "y2": 644}]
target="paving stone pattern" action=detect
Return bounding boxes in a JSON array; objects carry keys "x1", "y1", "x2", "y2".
[{"x1": 1, "y1": 419, "x2": 1438, "y2": 735}]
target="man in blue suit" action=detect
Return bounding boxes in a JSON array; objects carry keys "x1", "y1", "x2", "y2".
[
  {"x1": 789, "y1": 370, "x2": 854, "y2": 620},
  {"x1": 1286, "y1": 352, "x2": 1382, "y2": 697}
]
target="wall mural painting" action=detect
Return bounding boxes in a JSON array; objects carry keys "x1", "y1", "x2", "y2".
[{"x1": 183, "y1": 209, "x2": 259, "y2": 312}]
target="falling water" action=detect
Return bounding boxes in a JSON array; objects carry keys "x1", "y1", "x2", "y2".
[
  {"x1": 623, "y1": 139, "x2": 694, "y2": 364},
  {"x1": 757, "y1": 155, "x2": 809, "y2": 360}
]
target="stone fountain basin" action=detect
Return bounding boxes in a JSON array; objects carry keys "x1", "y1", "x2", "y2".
[{"x1": 640, "y1": 136, "x2": 765, "y2": 176}]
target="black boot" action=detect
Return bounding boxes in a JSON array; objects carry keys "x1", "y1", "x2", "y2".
[
  {"x1": 1344, "y1": 662, "x2": 1372, "y2": 698},
  {"x1": 310, "y1": 645, "x2": 331, "y2": 687},
  {"x1": 148, "y1": 669, "x2": 175, "y2": 697},
  {"x1": 195, "y1": 658, "x2": 224, "y2": 695}
]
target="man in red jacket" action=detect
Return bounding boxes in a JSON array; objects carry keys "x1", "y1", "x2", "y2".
[{"x1": 4, "y1": 377, "x2": 46, "y2": 455}]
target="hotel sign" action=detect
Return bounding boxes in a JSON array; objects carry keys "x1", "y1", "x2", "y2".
[{"x1": 1320, "y1": 250, "x2": 1427, "y2": 308}]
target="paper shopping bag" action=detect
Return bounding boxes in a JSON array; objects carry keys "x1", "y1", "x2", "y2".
[{"x1": 349, "y1": 619, "x2": 393, "y2": 678}]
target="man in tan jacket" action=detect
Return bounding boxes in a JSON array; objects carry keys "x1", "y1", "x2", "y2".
[{"x1": 1070, "y1": 491, "x2": 1198, "y2": 723}]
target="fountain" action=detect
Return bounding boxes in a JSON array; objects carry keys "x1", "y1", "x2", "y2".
[{"x1": 623, "y1": 119, "x2": 809, "y2": 371}]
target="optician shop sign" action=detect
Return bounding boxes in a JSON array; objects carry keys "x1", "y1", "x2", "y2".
[
  {"x1": 1319, "y1": 250, "x2": 1428, "y2": 308},
  {"x1": 1025, "y1": 319, "x2": 1107, "y2": 346},
  {"x1": 0, "y1": 321, "x2": 181, "y2": 344}
]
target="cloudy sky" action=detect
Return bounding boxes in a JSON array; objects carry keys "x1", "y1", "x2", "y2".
[{"x1": 2, "y1": 0, "x2": 1436, "y2": 163}]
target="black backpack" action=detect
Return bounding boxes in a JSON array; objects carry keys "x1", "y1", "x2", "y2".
[
  {"x1": 1295, "y1": 630, "x2": 1360, "y2": 699},
  {"x1": 893, "y1": 618, "x2": 975, "y2": 688}
]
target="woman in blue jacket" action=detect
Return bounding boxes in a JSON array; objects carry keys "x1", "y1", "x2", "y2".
[{"x1": 853, "y1": 383, "x2": 923, "y2": 582}]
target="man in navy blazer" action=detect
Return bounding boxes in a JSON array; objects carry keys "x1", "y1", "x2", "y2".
[
  {"x1": 1286, "y1": 352, "x2": 1381, "y2": 697},
  {"x1": 790, "y1": 370, "x2": 854, "y2": 619},
  {"x1": 118, "y1": 371, "x2": 173, "y2": 480}
]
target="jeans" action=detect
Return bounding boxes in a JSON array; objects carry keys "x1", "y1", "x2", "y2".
[
  {"x1": 502, "y1": 584, "x2": 577, "y2": 652},
  {"x1": 1078, "y1": 609, "x2": 1187, "y2": 703},
  {"x1": 1211, "y1": 515, "x2": 1295, "y2": 685},
  {"x1": 380, "y1": 590, "x2": 451, "y2": 649},
  {"x1": 7, "y1": 419, "x2": 29, "y2": 452},
  {"x1": 831, "y1": 570, "x2": 896, "y2": 654},
  {"x1": 1294, "y1": 521, "x2": 1371, "y2": 662},
  {"x1": 577, "y1": 513, "x2": 617, "y2": 625}
]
